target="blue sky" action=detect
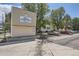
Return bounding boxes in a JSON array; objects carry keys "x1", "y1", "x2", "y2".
[
  {"x1": 48, "y1": 3, "x2": 79, "y2": 18},
  {"x1": 0, "y1": 3, "x2": 79, "y2": 22}
]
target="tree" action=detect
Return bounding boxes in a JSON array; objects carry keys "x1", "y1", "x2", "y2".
[
  {"x1": 36, "y1": 4, "x2": 49, "y2": 32},
  {"x1": 63, "y1": 14, "x2": 71, "y2": 30},
  {"x1": 21, "y1": 3, "x2": 36, "y2": 12},
  {"x1": 1, "y1": 13, "x2": 11, "y2": 42},
  {"x1": 22, "y1": 3, "x2": 49, "y2": 32},
  {"x1": 72, "y1": 17, "x2": 79, "y2": 30},
  {"x1": 51, "y1": 7, "x2": 65, "y2": 30},
  {"x1": 5, "y1": 13, "x2": 11, "y2": 32}
]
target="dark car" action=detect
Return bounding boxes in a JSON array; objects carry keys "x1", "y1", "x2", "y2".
[{"x1": 60, "y1": 30, "x2": 72, "y2": 35}]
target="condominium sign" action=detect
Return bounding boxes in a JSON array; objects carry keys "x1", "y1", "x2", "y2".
[
  {"x1": 20, "y1": 15, "x2": 32, "y2": 23},
  {"x1": 11, "y1": 7, "x2": 36, "y2": 37}
]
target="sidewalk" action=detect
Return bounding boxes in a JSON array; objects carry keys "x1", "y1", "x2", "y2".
[
  {"x1": 0, "y1": 33, "x2": 79, "y2": 56},
  {"x1": 48, "y1": 33, "x2": 79, "y2": 45},
  {"x1": 43, "y1": 33, "x2": 79, "y2": 56},
  {"x1": 0, "y1": 41, "x2": 37, "y2": 56},
  {"x1": 48, "y1": 33, "x2": 79, "y2": 40},
  {"x1": 45, "y1": 42, "x2": 79, "y2": 56},
  {"x1": 35, "y1": 37, "x2": 79, "y2": 56}
]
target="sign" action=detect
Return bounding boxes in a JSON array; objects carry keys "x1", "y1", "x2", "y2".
[
  {"x1": 20, "y1": 15, "x2": 32, "y2": 23},
  {"x1": 11, "y1": 7, "x2": 36, "y2": 37}
]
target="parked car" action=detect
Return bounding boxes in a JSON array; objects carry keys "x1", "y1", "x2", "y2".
[
  {"x1": 60, "y1": 30, "x2": 73, "y2": 35},
  {"x1": 48, "y1": 30, "x2": 60, "y2": 36}
]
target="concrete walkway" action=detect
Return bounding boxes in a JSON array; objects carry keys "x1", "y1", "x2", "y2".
[
  {"x1": 46, "y1": 43, "x2": 79, "y2": 56},
  {"x1": 0, "y1": 33, "x2": 79, "y2": 56},
  {"x1": 0, "y1": 41, "x2": 37, "y2": 56}
]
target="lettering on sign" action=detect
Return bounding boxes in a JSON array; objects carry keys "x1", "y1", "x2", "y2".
[{"x1": 20, "y1": 15, "x2": 32, "y2": 23}]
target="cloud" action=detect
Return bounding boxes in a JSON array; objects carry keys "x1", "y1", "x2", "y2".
[
  {"x1": 0, "y1": 4, "x2": 11, "y2": 13},
  {"x1": 0, "y1": 4, "x2": 21, "y2": 14},
  {"x1": 0, "y1": 4, "x2": 21, "y2": 22}
]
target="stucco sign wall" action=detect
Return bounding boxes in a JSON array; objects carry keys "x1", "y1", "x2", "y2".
[{"x1": 11, "y1": 7, "x2": 36, "y2": 37}]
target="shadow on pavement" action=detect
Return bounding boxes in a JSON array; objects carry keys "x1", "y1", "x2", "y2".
[
  {"x1": 48, "y1": 36, "x2": 79, "y2": 50},
  {"x1": 0, "y1": 36, "x2": 35, "y2": 46},
  {"x1": 35, "y1": 38, "x2": 54, "y2": 56},
  {"x1": 35, "y1": 40, "x2": 43, "y2": 56}
]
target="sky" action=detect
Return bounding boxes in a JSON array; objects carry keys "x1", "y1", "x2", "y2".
[
  {"x1": 48, "y1": 3, "x2": 79, "y2": 18},
  {"x1": 0, "y1": 3, "x2": 79, "y2": 22},
  {"x1": 0, "y1": 3, "x2": 21, "y2": 23}
]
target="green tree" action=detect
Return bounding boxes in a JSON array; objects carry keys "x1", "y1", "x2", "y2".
[
  {"x1": 2, "y1": 13, "x2": 11, "y2": 42},
  {"x1": 63, "y1": 14, "x2": 71, "y2": 30},
  {"x1": 22, "y1": 3, "x2": 49, "y2": 32},
  {"x1": 51, "y1": 7, "x2": 65, "y2": 30},
  {"x1": 37, "y1": 4, "x2": 49, "y2": 32},
  {"x1": 5, "y1": 13, "x2": 11, "y2": 32},
  {"x1": 21, "y1": 3, "x2": 36, "y2": 12},
  {"x1": 72, "y1": 17, "x2": 79, "y2": 30}
]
